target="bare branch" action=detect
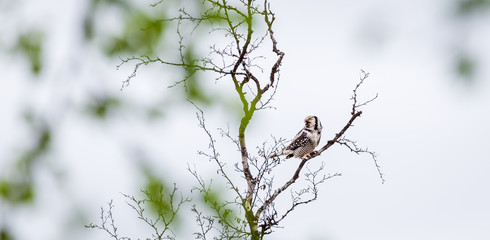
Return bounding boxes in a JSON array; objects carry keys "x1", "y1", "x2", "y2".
[
  {"x1": 256, "y1": 70, "x2": 379, "y2": 225},
  {"x1": 313, "y1": 69, "x2": 378, "y2": 157},
  {"x1": 110, "y1": 0, "x2": 382, "y2": 238},
  {"x1": 188, "y1": 166, "x2": 249, "y2": 239},
  {"x1": 272, "y1": 164, "x2": 341, "y2": 228},
  {"x1": 261, "y1": 0, "x2": 284, "y2": 93},
  {"x1": 85, "y1": 200, "x2": 130, "y2": 240},
  {"x1": 194, "y1": 104, "x2": 245, "y2": 201},
  {"x1": 338, "y1": 137, "x2": 385, "y2": 184},
  {"x1": 150, "y1": 0, "x2": 164, "y2": 8},
  {"x1": 117, "y1": 56, "x2": 243, "y2": 91},
  {"x1": 351, "y1": 69, "x2": 378, "y2": 114},
  {"x1": 192, "y1": 205, "x2": 214, "y2": 240},
  {"x1": 122, "y1": 183, "x2": 190, "y2": 240}
]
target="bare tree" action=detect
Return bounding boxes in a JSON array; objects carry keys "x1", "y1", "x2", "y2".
[{"x1": 88, "y1": 1, "x2": 383, "y2": 240}]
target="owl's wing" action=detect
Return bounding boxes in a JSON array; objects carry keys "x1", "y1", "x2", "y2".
[{"x1": 285, "y1": 130, "x2": 311, "y2": 151}]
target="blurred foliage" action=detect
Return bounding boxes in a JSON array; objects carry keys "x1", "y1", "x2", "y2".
[
  {"x1": 19, "y1": 128, "x2": 51, "y2": 164},
  {"x1": 456, "y1": 54, "x2": 476, "y2": 79},
  {"x1": 182, "y1": 46, "x2": 213, "y2": 105},
  {"x1": 3, "y1": 0, "x2": 240, "y2": 239},
  {"x1": 0, "y1": 179, "x2": 34, "y2": 205},
  {"x1": 83, "y1": 0, "x2": 223, "y2": 108},
  {"x1": 83, "y1": 0, "x2": 131, "y2": 40},
  {"x1": 144, "y1": 174, "x2": 173, "y2": 218},
  {"x1": 197, "y1": 0, "x2": 239, "y2": 26},
  {"x1": 139, "y1": 163, "x2": 189, "y2": 232},
  {"x1": 3, "y1": 0, "x2": 488, "y2": 239},
  {"x1": 146, "y1": 107, "x2": 165, "y2": 120},
  {"x1": 84, "y1": 0, "x2": 167, "y2": 57},
  {"x1": 457, "y1": 0, "x2": 490, "y2": 15},
  {"x1": 14, "y1": 31, "x2": 43, "y2": 75},
  {"x1": 197, "y1": 181, "x2": 244, "y2": 232},
  {"x1": 0, "y1": 112, "x2": 52, "y2": 205},
  {"x1": 454, "y1": 0, "x2": 490, "y2": 84},
  {"x1": 85, "y1": 95, "x2": 121, "y2": 119},
  {"x1": 21, "y1": 111, "x2": 52, "y2": 166},
  {"x1": 105, "y1": 10, "x2": 166, "y2": 57},
  {"x1": 0, "y1": 229, "x2": 14, "y2": 240}
]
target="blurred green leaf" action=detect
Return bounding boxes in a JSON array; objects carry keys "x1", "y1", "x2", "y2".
[
  {"x1": 86, "y1": 96, "x2": 121, "y2": 119},
  {"x1": 0, "y1": 228, "x2": 14, "y2": 240},
  {"x1": 199, "y1": 0, "x2": 245, "y2": 26},
  {"x1": 37, "y1": 128, "x2": 51, "y2": 152},
  {"x1": 183, "y1": 47, "x2": 212, "y2": 105},
  {"x1": 22, "y1": 110, "x2": 35, "y2": 125},
  {"x1": 83, "y1": 0, "x2": 130, "y2": 40},
  {"x1": 16, "y1": 125, "x2": 51, "y2": 173},
  {"x1": 83, "y1": 13, "x2": 95, "y2": 40},
  {"x1": 200, "y1": 184, "x2": 238, "y2": 225},
  {"x1": 106, "y1": 11, "x2": 166, "y2": 56},
  {"x1": 202, "y1": 186, "x2": 220, "y2": 206},
  {"x1": 147, "y1": 107, "x2": 164, "y2": 120},
  {"x1": 456, "y1": 55, "x2": 475, "y2": 81},
  {"x1": 144, "y1": 175, "x2": 172, "y2": 217},
  {"x1": 457, "y1": 0, "x2": 490, "y2": 15},
  {"x1": 0, "y1": 114, "x2": 52, "y2": 205},
  {"x1": 0, "y1": 180, "x2": 34, "y2": 204},
  {"x1": 198, "y1": 1, "x2": 227, "y2": 25},
  {"x1": 15, "y1": 31, "x2": 43, "y2": 75}
]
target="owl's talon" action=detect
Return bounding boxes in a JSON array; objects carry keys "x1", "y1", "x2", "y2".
[{"x1": 302, "y1": 150, "x2": 319, "y2": 160}]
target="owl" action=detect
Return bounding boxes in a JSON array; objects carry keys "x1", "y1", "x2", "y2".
[{"x1": 271, "y1": 116, "x2": 322, "y2": 160}]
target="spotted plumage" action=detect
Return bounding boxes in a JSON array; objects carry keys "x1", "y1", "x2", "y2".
[{"x1": 271, "y1": 116, "x2": 322, "y2": 160}]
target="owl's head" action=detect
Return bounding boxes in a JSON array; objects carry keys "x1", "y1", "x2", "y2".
[{"x1": 304, "y1": 116, "x2": 322, "y2": 132}]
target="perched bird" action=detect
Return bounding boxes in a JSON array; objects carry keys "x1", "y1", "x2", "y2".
[{"x1": 271, "y1": 116, "x2": 322, "y2": 160}]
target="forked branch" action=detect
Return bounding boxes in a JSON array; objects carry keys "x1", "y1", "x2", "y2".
[{"x1": 256, "y1": 70, "x2": 380, "y2": 226}]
